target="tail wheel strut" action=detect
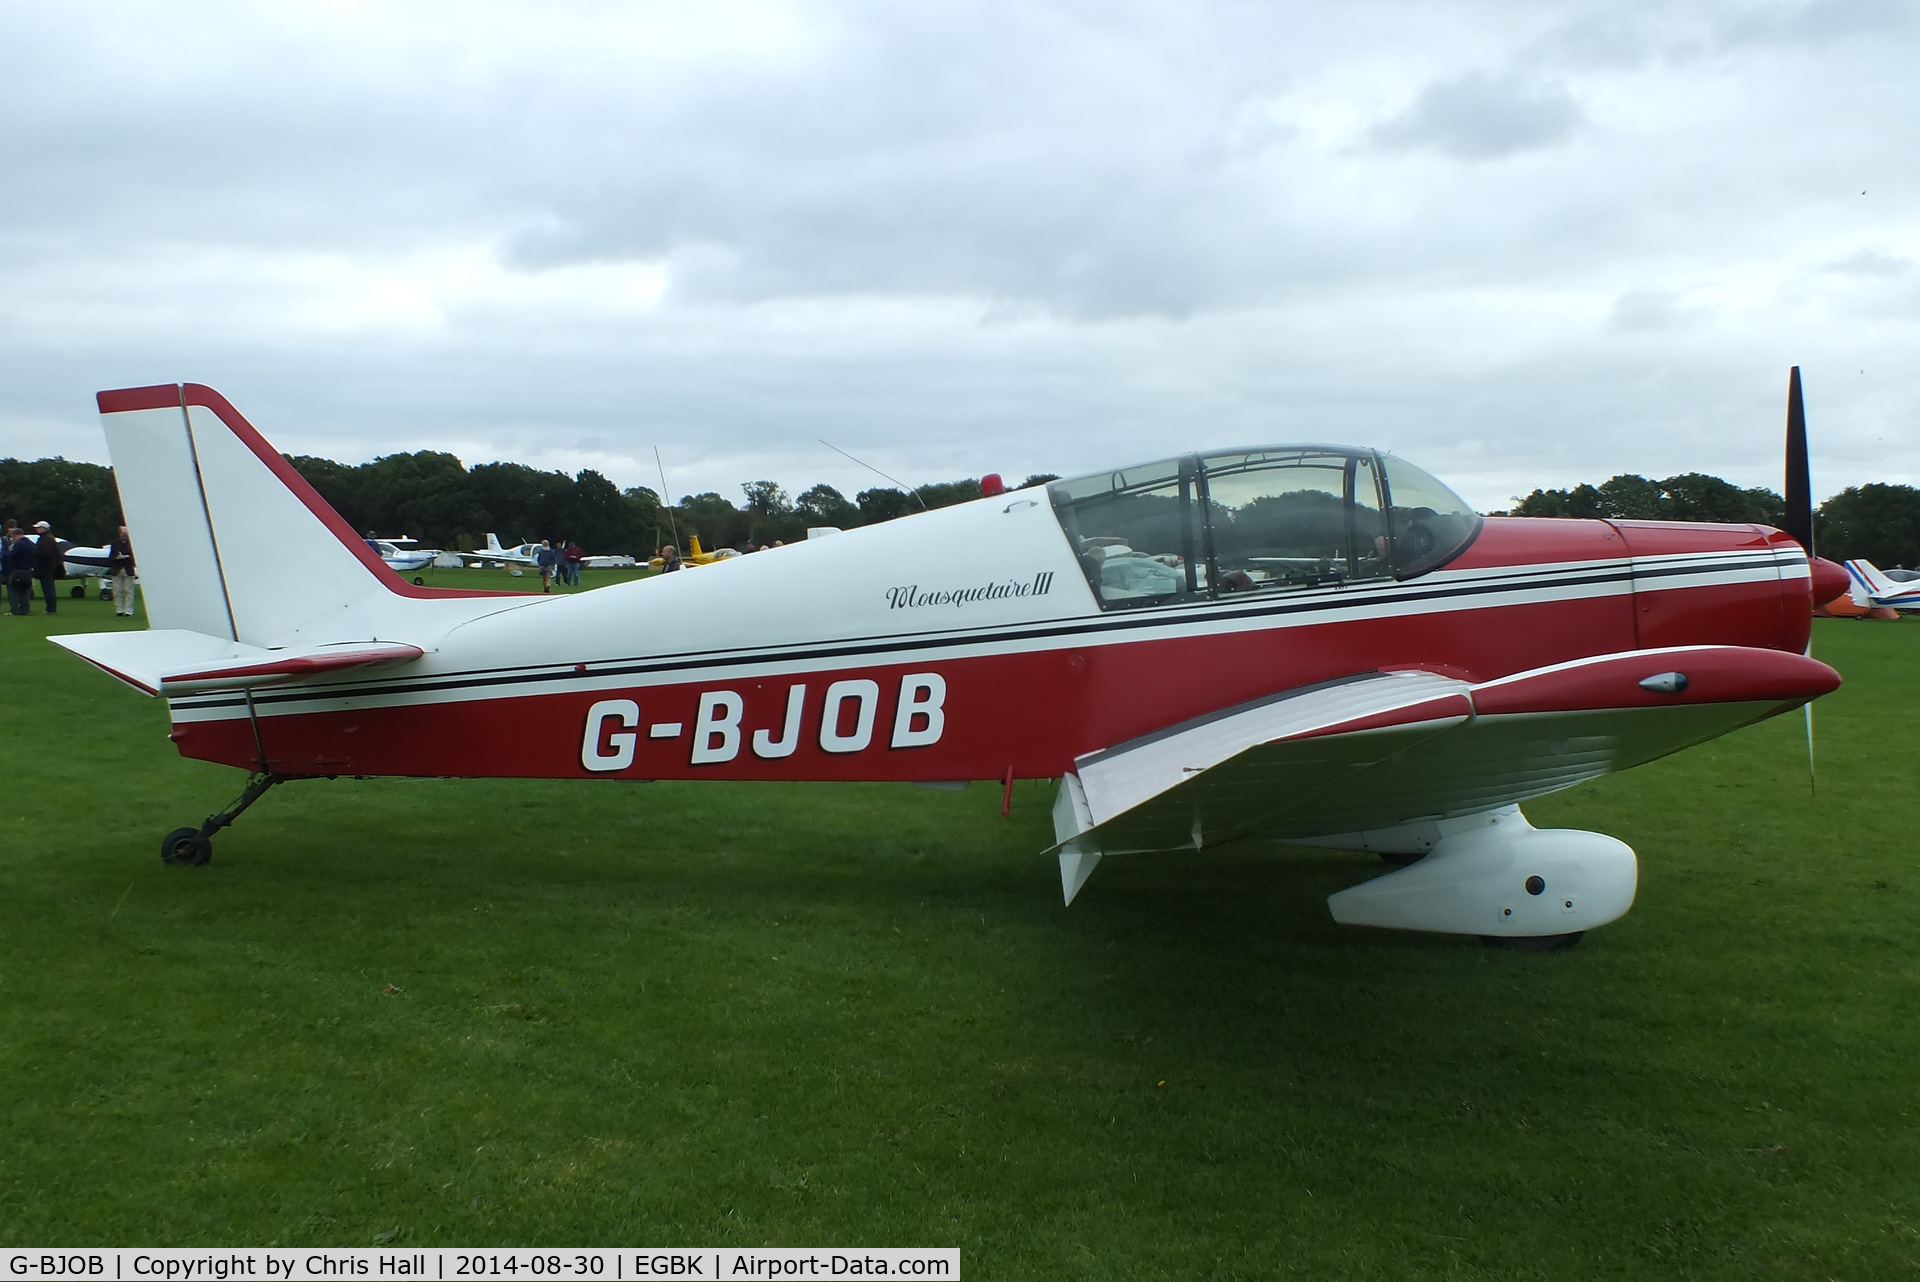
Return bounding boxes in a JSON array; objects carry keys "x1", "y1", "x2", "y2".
[{"x1": 158, "y1": 772, "x2": 310, "y2": 867}]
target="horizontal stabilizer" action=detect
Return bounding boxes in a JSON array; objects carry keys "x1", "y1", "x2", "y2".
[{"x1": 49, "y1": 629, "x2": 424, "y2": 696}]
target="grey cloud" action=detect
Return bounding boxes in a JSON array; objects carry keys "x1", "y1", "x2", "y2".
[
  {"x1": 1825, "y1": 248, "x2": 1914, "y2": 277},
  {"x1": 1528, "y1": 11, "x2": 1676, "y2": 71},
  {"x1": 2, "y1": 1, "x2": 1918, "y2": 506},
  {"x1": 1527, "y1": 0, "x2": 1915, "y2": 73},
  {"x1": 1707, "y1": 0, "x2": 1916, "y2": 52},
  {"x1": 1371, "y1": 72, "x2": 1583, "y2": 160}
]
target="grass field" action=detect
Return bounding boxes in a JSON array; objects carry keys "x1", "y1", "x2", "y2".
[{"x1": 2, "y1": 582, "x2": 1916, "y2": 1278}]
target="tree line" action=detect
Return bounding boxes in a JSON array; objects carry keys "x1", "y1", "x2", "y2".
[
  {"x1": 8, "y1": 449, "x2": 1920, "y2": 569},
  {"x1": 1509, "y1": 472, "x2": 1920, "y2": 567},
  {"x1": 0, "y1": 451, "x2": 1055, "y2": 555},
  {"x1": 0, "y1": 457, "x2": 123, "y2": 546}
]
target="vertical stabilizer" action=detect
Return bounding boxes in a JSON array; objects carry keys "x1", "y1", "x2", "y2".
[
  {"x1": 97, "y1": 384, "x2": 481, "y2": 647},
  {"x1": 1846, "y1": 559, "x2": 1897, "y2": 604}
]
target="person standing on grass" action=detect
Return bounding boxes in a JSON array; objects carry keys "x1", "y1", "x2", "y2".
[
  {"x1": 5, "y1": 527, "x2": 36, "y2": 616},
  {"x1": 31, "y1": 521, "x2": 59, "y2": 614},
  {"x1": 563, "y1": 540, "x2": 583, "y2": 587},
  {"x1": 108, "y1": 525, "x2": 137, "y2": 617},
  {"x1": 1, "y1": 519, "x2": 18, "y2": 600},
  {"x1": 535, "y1": 538, "x2": 557, "y2": 592}
]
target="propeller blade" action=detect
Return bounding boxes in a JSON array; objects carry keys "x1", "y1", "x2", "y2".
[
  {"x1": 1784, "y1": 365, "x2": 1813, "y2": 555},
  {"x1": 1804, "y1": 700, "x2": 1816, "y2": 798},
  {"x1": 1787, "y1": 368, "x2": 1818, "y2": 794}
]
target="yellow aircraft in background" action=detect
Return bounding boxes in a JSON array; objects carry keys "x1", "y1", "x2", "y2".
[{"x1": 647, "y1": 534, "x2": 742, "y2": 571}]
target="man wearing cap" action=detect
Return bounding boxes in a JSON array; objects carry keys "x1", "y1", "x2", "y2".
[{"x1": 31, "y1": 521, "x2": 60, "y2": 614}]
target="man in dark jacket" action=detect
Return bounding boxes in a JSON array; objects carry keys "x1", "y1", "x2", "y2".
[
  {"x1": 31, "y1": 521, "x2": 59, "y2": 614},
  {"x1": 5, "y1": 528, "x2": 35, "y2": 615}
]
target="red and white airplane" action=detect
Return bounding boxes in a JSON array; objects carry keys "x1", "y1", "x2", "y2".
[
  {"x1": 52, "y1": 378, "x2": 1848, "y2": 948},
  {"x1": 1842, "y1": 559, "x2": 1920, "y2": 613}
]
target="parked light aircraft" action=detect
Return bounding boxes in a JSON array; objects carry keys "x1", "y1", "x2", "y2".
[
  {"x1": 368, "y1": 537, "x2": 437, "y2": 575},
  {"x1": 52, "y1": 377, "x2": 1849, "y2": 948},
  {"x1": 472, "y1": 533, "x2": 634, "y2": 572},
  {"x1": 55, "y1": 540, "x2": 117, "y2": 598},
  {"x1": 1842, "y1": 560, "x2": 1920, "y2": 612},
  {"x1": 648, "y1": 534, "x2": 741, "y2": 570},
  {"x1": 469, "y1": 533, "x2": 541, "y2": 567}
]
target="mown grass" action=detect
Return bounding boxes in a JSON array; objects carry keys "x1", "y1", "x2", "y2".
[{"x1": 2, "y1": 591, "x2": 1916, "y2": 1278}]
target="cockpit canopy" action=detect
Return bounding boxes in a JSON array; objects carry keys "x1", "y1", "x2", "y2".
[{"x1": 1047, "y1": 447, "x2": 1481, "y2": 611}]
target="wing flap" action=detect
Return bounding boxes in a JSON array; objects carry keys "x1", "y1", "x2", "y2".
[{"x1": 1074, "y1": 669, "x2": 1471, "y2": 829}]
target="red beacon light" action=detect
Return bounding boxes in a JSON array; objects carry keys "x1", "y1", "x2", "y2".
[{"x1": 980, "y1": 473, "x2": 1006, "y2": 497}]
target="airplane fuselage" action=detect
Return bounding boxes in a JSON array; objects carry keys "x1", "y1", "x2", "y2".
[{"x1": 162, "y1": 499, "x2": 1812, "y2": 785}]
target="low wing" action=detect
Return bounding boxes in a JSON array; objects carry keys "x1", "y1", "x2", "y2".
[
  {"x1": 1051, "y1": 646, "x2": 1838, "y2": 901},
  {"x1": 49, "y1": 629, "x2": 423, "y2": 696}
]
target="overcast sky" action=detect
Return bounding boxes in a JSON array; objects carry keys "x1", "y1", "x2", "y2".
[{"x1": 1, "y1": 0, "x2": 1913, "y2": 511}]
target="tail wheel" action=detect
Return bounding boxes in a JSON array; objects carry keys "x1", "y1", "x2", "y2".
[{"x1": 160, "y1": 827, "x2": 212, "y2": 867}]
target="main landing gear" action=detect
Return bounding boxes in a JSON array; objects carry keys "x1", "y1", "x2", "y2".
[{"x1": 160, "y1": 772, "x2": 308, "y2": 866}]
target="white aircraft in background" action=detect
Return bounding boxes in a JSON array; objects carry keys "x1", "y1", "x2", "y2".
[
  {"x1": 367, "y1": 537, "x2": 438, "y2": 574},
  {"x1": 468, "y1": 533, "x2": 542, "y2": 567},
  {"x1": 470, "y1": 533, "x2": 635, "y2": 571},
  {"x1": 58, "y1": 539, "x2": 119, "y2": 599},
  {"x1": 1843, "y1": 559, "x2": 1920, "y2": 611}
]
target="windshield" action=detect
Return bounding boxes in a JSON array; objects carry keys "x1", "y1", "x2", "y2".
[
  {"x1": 1051, "y1": 446, "x2": 1480, "y2": 609},
  {"x1": 1378, "y1": 453, "x2": 1482, "y2": 579}
]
